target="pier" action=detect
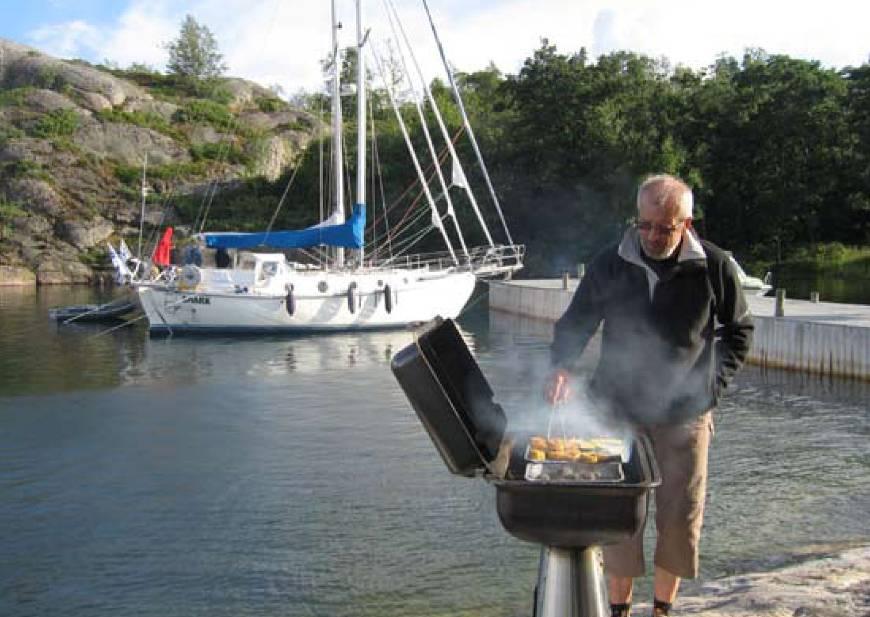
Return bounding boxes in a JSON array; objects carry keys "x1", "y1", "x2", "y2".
[{"x1": 488, "y1": 279, "x2": 870, "y2": 380}]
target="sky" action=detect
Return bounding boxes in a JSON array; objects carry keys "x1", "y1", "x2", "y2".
[{"x1": 1, "y1": 0, "x2": 868, "y2": 97}]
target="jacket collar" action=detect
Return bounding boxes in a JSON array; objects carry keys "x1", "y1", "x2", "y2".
[{"x1": 617, "y1": 226, "x2": 707, "y2": 298}]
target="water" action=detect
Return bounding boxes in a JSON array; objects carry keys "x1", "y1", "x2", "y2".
[{"x1": 1, "y1": 286, "x2": 868, "y2": 616}]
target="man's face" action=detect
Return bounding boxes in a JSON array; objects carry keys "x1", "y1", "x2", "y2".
[{"x1": 636, "y1": 193, "x2": 690, "y2": 260}]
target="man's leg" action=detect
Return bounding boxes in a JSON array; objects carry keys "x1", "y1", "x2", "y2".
[
  {"x1": 608, "y1": 575, "x2": 633, "y2": 603},
  {"x1": 653, "y1": 566, "x2": 680, "y2": 602},
  {"x1": 649, "y1": 412, "x2": 714, "y2": 613}
]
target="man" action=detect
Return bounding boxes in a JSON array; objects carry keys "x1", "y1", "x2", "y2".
[{"x1": 545, "y1": 174, "x2": 753, "y2": 617}]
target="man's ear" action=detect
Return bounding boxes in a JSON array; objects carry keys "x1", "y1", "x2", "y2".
[{"x1": 684, "y1": 217, "x2": 694, "y2": 230}]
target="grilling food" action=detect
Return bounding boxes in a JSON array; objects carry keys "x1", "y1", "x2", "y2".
[{"x1": 527, "y1": 435, "x2": 622, "y2": 462}]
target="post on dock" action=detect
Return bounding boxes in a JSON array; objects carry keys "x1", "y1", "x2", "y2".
[
  {"x1": 562, "y1": 272, "x2": 570, "y2": 290},
  {"x1": 810, "y1": 291, "x2": 820, "y2": 303},
  {"x1": 775, "y1": 288, "x2": 786, "y2": 317},
  {"x1": 577, "y1": 263, "x2": 585, "y2": 278}
]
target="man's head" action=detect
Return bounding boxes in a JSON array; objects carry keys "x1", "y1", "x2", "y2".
[{"x1": 635, "y1": 174, "x2": 693, "y2": 260}]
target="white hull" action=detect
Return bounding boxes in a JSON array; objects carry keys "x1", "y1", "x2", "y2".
[{"x1": 137, "y1": 266, "x2": 476, "y2": 333}]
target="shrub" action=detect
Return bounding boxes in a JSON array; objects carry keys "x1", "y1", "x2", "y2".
[
  {"x1": 190, "y1": 141, "x2": 249, "y2": 165},
  {"x1": 0, "y1": 198, "x2": 27, "y2": 221},
  {"x1": 173, "y1": 99, "x2": 233, "y2": 128},
  {"x1": 256, "y1": 96, "x2": 287, "y2": 112},
  {"x1": 32, "y1": 109, "x2": 80, "y2": 138},
  {"x1": 96, "y1": 108, "x2": 183, "y2": 140}
]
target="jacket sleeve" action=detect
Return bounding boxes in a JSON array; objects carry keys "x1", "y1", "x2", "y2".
[
  {"x1": 713, "y1": 256, "x2": 755, "y2": 394},
  {"x1": 550, "y1": 253, "x2": 607, "y2": 370}
]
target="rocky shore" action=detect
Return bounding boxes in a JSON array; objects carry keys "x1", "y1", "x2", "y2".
[{"x1": 632, "y1": 545, "x2": 869, "y2": 617}]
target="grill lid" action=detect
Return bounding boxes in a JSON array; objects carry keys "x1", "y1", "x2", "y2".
[{"x1": 391, "y1": 318, "x2": 507, "y2": 476}]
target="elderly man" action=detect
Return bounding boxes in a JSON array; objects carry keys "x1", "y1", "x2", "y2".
[{"x1": 545, "y1": 174, "x2": 753, "y2": 617}]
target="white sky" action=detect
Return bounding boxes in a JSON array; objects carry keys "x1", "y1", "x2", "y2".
[{"x1": 21, "y1": 0, "x2": 870, "y2": 97}]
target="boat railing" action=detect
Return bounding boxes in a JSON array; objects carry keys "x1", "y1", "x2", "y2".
[{"x1": 362, "y1": 244, "x2": 524, "y2": 277}]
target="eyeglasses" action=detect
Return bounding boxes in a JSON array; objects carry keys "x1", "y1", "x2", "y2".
[{"x1": 634, "y1": 219, "x2": 686, "y2": 235}]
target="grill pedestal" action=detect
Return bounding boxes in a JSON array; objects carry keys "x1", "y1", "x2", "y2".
[{"x1": 535, "y1": 545, "x2": 608, "y2": 617}]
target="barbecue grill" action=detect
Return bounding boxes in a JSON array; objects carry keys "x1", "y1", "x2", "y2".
[{"x1": 391, "y1": 318, "x2": 661, "y2": 617}]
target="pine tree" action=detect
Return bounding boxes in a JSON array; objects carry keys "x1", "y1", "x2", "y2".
[{"x1": 166, "y1": 15, "x2": 227, "y2": 80}]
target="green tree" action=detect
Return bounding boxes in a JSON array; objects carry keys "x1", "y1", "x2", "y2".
[{"x1": 166, "y1": 15, "x2": 227, "y2": 80}]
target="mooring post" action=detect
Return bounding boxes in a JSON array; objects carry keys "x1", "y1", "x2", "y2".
[
  {"x1": 775, "y1": 288, "x2": 786, "y2": 317},
  {"x1": 810, "y1": 291, "x2": 820, "y2": 303},
  {"x1": 562, "y1": 272, "x2": 570, "y2": 290},
  {"x1": 577, "y1": 263, "x2": 585, "y2": 278}
]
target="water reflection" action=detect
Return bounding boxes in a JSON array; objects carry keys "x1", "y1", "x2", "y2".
[{"x1": 0, "y1": 286, "x2": 488, "y2": 396}]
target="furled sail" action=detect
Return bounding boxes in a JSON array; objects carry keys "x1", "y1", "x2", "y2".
[{"x1": 199, "y1": 204, "x2": 365, "y2": 250}]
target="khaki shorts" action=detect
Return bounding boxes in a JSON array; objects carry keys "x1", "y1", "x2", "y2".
[{"x1": 602, "y1": 411, "x2": 713, "y2": 579}]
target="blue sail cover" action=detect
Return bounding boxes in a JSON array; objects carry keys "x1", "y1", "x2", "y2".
[{"x1": 201, "y1": 204, "x2": 365, "y2": 250}]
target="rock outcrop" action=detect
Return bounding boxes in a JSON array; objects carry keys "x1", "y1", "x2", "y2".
[
  {"x1": 0, "y1": 38, "x2": 319, "y2": 285},
  {"x1": 634, "y1": 545, "x2": 870, "y2": 617}
]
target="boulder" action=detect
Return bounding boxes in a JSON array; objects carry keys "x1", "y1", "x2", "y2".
[
  {"x1": 0, "y1": 265, "x2": 36, "y2": 286},
  {"x1": 74, "y1": 122, "x2": 189, "y2": 166},
  {"x1": 36, "y1": 255, "x2": 93, "y2": 285},
  {"x1": 77, "y1": 90, "x2": 112, "y2": 113},
  {"x1": 0, "y1": 39, "x2": 150, "y2": 107},
  {"x1": 240, "y1": 109, "x2": 318, "y2": 132},
  {"x1": 122, "y1": 99, "x2": 178, "y2": 121},
  {"x1": 249, "y1": 135, "x2": 294, "y2": 182},
  {"x1": 4, "y1": 177, "x2": 66, "y2": 217},
  {"x1": 220, "y1": 77, "x2": 275, "y2": 109},
  {"x1": 188, "y1": 124, "x2": 225, "y2": 146},
  {"x1": 23, "y1": 88, "x2": 80, "y2": 113},
  {"x1": 56, "y1": 216, "x2": 114, "y2": 250},
  {"x1": 0, "y1": 137, "x2": 54, "y2": 166}
]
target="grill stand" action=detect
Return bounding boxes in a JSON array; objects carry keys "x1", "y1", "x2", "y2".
[{"x1": 534, "y1": 545, "x2": 608, "y2": 617}]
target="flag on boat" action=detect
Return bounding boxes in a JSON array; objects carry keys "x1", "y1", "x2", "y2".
[
  {"x1": 451, "y1": 156, "x2": 469, "y2": 190},
  {"x1": 119, "y1": 238, "x2": 132, "y2": 263},
  {"x1": 107, "y1": 243, "x2": 131, "y2": 284},
  {"x1": 153, "y1": 227, "x2": 173, "y2": 266},
  {"x1": 199, "y1": 204, "x2": 365, "y2": 251}
]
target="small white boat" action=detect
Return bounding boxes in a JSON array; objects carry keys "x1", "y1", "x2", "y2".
[{"x1": 727, "y1": 254, "x2": 772, "y2": 296}]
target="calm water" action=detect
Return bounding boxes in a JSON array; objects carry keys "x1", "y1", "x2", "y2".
[{"x1": 1, "y1": 286, "x2": 868, "y2": 617}]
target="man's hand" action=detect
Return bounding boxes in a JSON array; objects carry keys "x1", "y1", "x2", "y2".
[{"x1": 544, "y1": 368, "x2": 572, "y2": 404}]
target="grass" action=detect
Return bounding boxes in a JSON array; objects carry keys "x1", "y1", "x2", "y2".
[
  {"x1": 31, "y1": 108, "x2": 79, "y2": 138},
  {"x1": 96, "y1": 108, "x2": 184, "y2": 141},
  {"x1": 114, "y1": 161, "x2": 211, "y2": 185}
]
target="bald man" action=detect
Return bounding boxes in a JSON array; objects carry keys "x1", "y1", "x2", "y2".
[{"x1": 545, "y1": 174, "x2": 754, "y2": 617}]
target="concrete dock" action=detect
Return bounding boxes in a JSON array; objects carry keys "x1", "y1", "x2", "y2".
[{"x1": 489, "y1": 279, "x2": 870, "y2": 380}]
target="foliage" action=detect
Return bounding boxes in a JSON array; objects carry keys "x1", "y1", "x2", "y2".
[
  {"x1": 0, "y1": 198, "x2": 26, "y2": 222},
  {"x1": 173, "y1": 99, "x2": 233, "y2": 128},
  {"x1": 165, "y1": 15, "x2": 227, "y2": 80},
  {"x1": 0, "y1": 87, "x2": 32, "y2": 108},
  {"x1": 114, "y1": 161, "x2": 209, "y2": 185},
  {"x1": 189, "y1": 141, "x2": 249, "y2": 165},
  {"x1": 256, "y1": 96, "x2": 288, "y2": 113},
  {"x1": 96, "y1": 108, "x2": 183, "y2": 140},
  {"x1": 31, "y1": 108, "x2": 80, "y2": 138}
]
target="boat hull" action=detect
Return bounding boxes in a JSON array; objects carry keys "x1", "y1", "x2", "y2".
[{"x1": 137, "y1": 270, "x2": 476, "y2": 333}]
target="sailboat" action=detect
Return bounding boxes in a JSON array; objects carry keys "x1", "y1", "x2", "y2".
[{"x1": 135, "y1": 0, "x2": 523, "y2": 334}]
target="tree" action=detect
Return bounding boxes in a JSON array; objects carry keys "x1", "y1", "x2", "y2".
[{"x1": 166, "y1": 15, "x2": 227, "y2": 80}]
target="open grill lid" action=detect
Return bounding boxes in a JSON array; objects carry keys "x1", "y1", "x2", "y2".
[{"x1": 391, "y1": 318, "x2": 507, "y2": 477}]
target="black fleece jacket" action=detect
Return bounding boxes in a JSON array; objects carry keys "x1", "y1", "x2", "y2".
[{"x1": 551, "y1": 230, "x2": 754, "y2": 425}]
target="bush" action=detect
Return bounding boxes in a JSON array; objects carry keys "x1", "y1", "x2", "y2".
[
  {"x1": 32, "y1": 109, "x2": 80, "y2": 138},
  {"x1": 256, "y1": 96, "x2": 287, "y2": 112},
  {"x1": 173, "y1": 99, "x2": 233, "y2": 128},
  {"x1": 0, "y1": 198, "x2": 26, "y2": 222},
  {"x1": 189, "y1": 141, "x2": 249, "y2": 165},
  {"x1": 96, "y1": 108, "x2": 183, "y2": 140},
  {"x1": 114, "y1": 160, "x2": 210, "y2": 184}
]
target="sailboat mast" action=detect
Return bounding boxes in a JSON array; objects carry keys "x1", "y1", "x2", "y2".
[
  {"x1": 138, "y1": 152, "x2": 148, "y2": 259},
  {"x1": 356, "y1": 0, "x2": 366, "y2": 267},
  {"x1": 331, "y1": 0, "x2": 345, "y2": 268}
]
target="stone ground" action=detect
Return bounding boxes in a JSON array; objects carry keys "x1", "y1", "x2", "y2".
[{"x1": 631, "y1": 545, "x2": 870, "y2": 617}]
